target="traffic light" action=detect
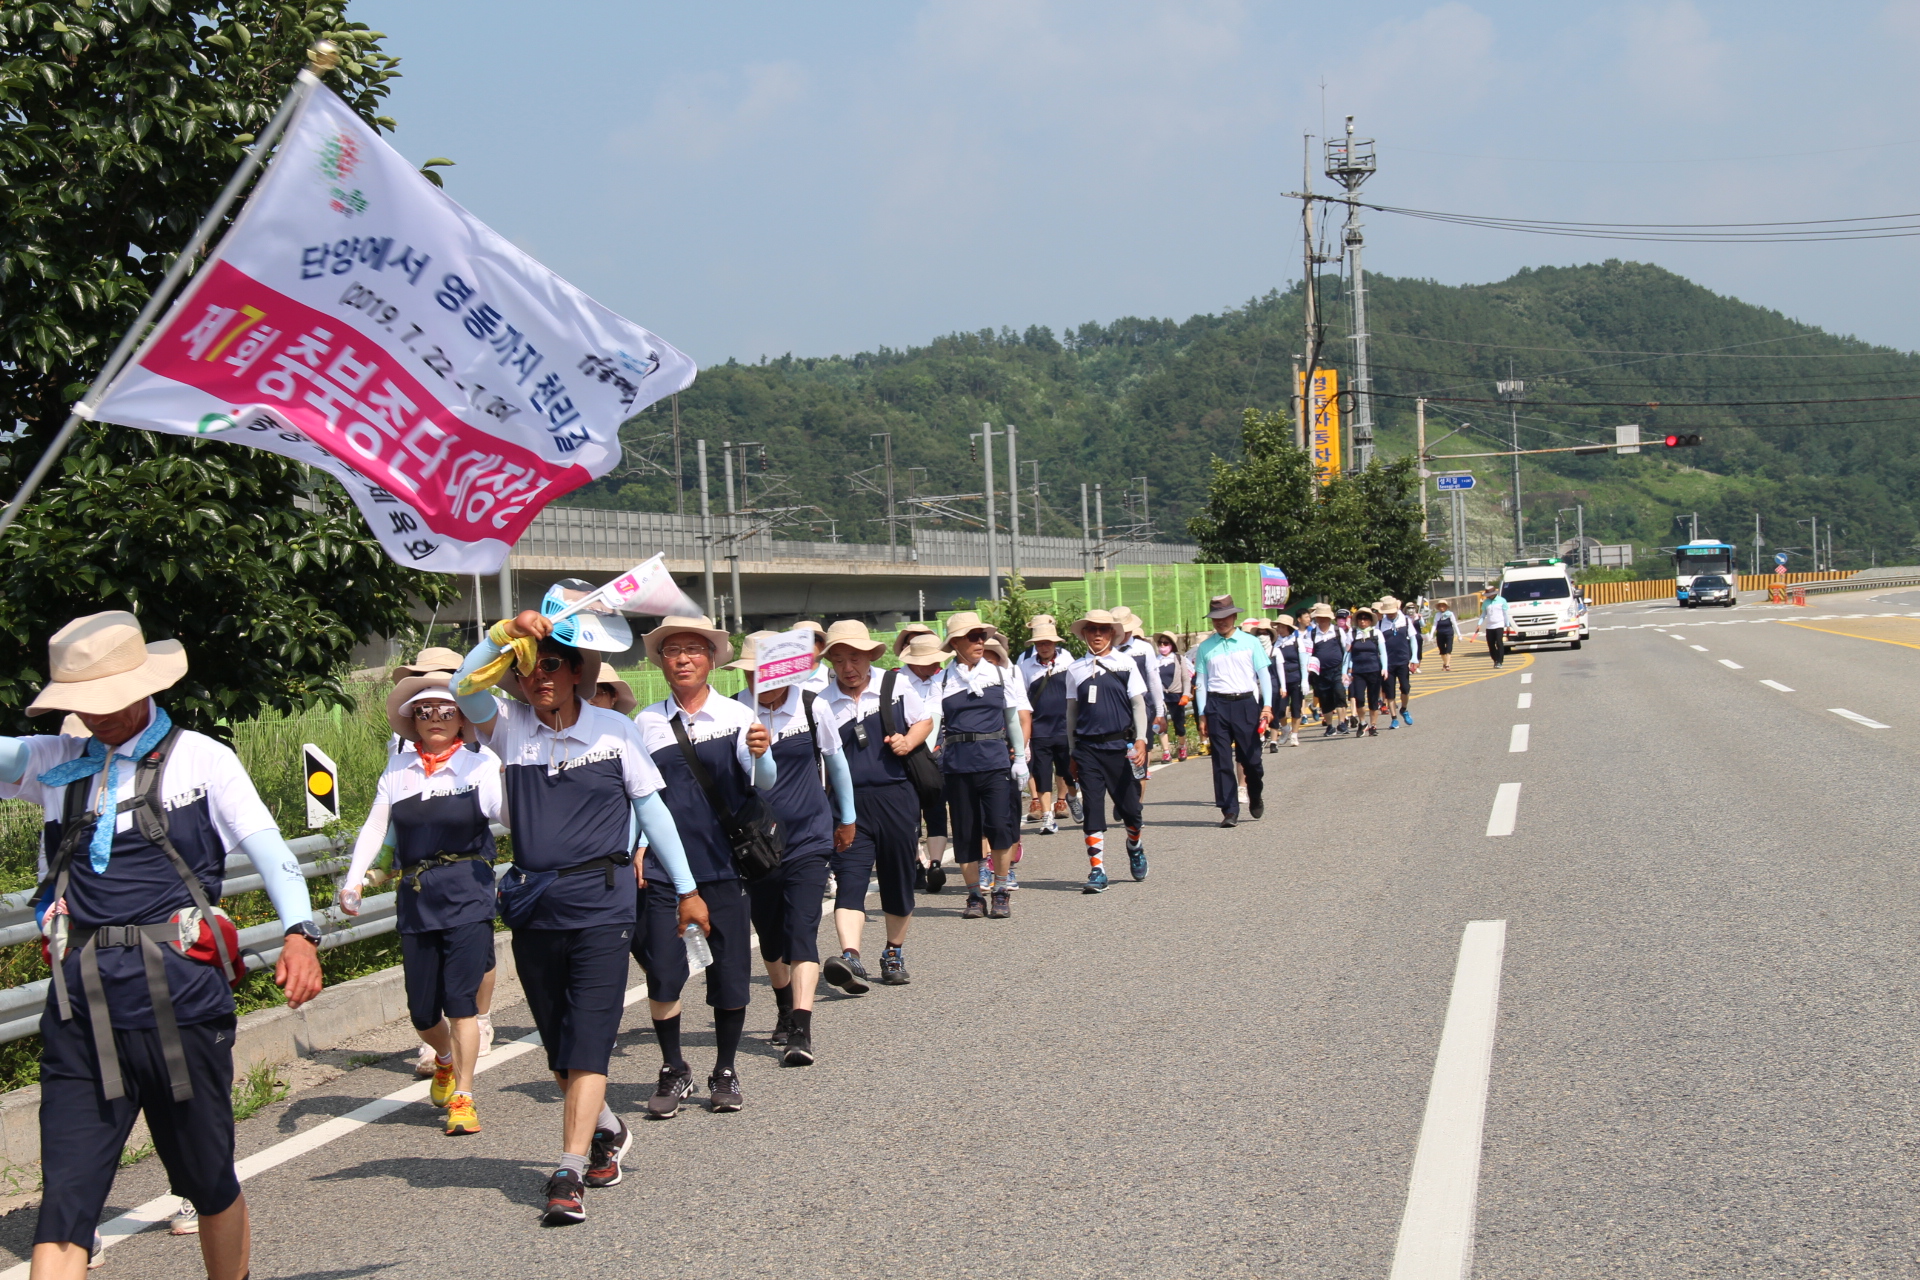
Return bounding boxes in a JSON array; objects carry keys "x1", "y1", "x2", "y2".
[{"x1": 1663, "y1": 433, "x2": 1703, "y2": 448}]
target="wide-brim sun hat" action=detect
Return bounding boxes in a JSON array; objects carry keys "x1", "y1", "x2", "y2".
[
  {"x1": 387, "y1": 674, "x2": 478, "y2": 744},
  {"x1": 28, "y1": 610, "x2": 188, "y2": 716},
  {"x1": 594, "y1": 674, "x2": 638, "y2": 715},
  {"x1": 1206, "y1": 594, "x2": 1240, "y2": 621},
  {"x1": 1271, "y1": 614, "x2": 1297, "y2": 632},
  {"x1": 1072, "y1": 609, "x2": 1123, "y2": 644},
  {"x1": 1310, "y1": 603, "x2": 1335, "y2": 621},
  {"x1": 822, "y1": 619, "x2": 887, "y2": 659},
  {"x1": 900, "y1": 633, "x2": 948, "y2": 665},
  {"x1": 724, "y1": 631, "x2": 779, "y2": 673},
  {"x1": 1028, "y1": 615, "x2": 1062, "y2": 644},
  {"x1": 893, "y1": 623, "x2": 934, "y2": 655},
  {"x1": 643, "y1": 615, "x2": 734, "y2": 668},
  {"x1": 795, "y1": 620, "x2": 827, "y2": 648},
  {"x1": 1381, "y1": 596, "x2": 1402, "y2": 612},
  {"x1": 389, "y1": 646, "x2": 464, "y2": 684},
  {"x1": 984, "y1": 636, "x2": 1011, "y2": 664},
  {"x1": 941, "y1": 611, "x2": 999, "y2": 650},
  {"x1": 1152, "y1": 630, "x2": 1180, "y2": 647}
]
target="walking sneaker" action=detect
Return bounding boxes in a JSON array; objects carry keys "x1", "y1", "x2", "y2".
[
  {"x1": 976, "y1": 862, "x2": 993, "y2": 895},
  {"x1": 1067, "y1": 793, "x2": 1085, "y2": 823},
  {"x1": 1249, "y1": 797, "x2": 1264, "y2": 821},
  {"x1": 1160, "y1": 748, "x2": 1171, "y2": 763},
  {"x1": 1037, "y1": 817, "x2": 1058, "y2": 835},
  {"x1": 1401, "y1": 708, "x2": 1414, "y2": 725},
  {"x1": 476, "y1": 1013, "x2": 495, "y2": 1057},
  {"x1": 1286, "y1": 731, "x2": 1300, "y2": 747},
  {"x1": 1366, "y1": 725, "x2": 1379, "y2": 737},
  {"x1": 782, "y1": 1029, "x2": 815, "y2": 1067},
  {"x1": 823, "y1": 950, "x2": 871, "y2": 996},
  {"x1": 647, "y1": 1063, "x2": 695, "y2": 1119},
  {"x1": 584, "y1": 1116, "x2": 631, "y2": 1184},
  {"x1": 1082, "y1": 868, "x2": 1110, "y2": 894},
  {"x1": 879, "y1": 944, "x2": 910, "y2": 985},
  {"x1": 543, "y1": 1169, "x2": 587, "y2": 1225},
  {"x1": 1266, "y1": 738, "x2": 1278, "y2": 753},
  {"x1": 926, "y1": 860, "x2": 948, "y2": 893},
  {"x1": 914, "y1": 863, "x2": 928, "y2": 892},
  {"x1": 1323, "y1": 723, "x2": 1336, "y2": 737},
  {"x1": 1177, "y1": 743, "x2": 1187, "y2": 761},
  {"x1": 412, "y1": 1042, "x2": 438, "y2": 1078},
  {"x1": 963, "y1": 892, "x2": 987, "y2": 919},
  {"x1": 1384, "y1": 713, "x2": 1398, "y2": 729},
  {"x1": 1127, "y1": 842, "x2": 1148, "y2": 881},
  {"x1": 429, "y1": 1058, "x2": 456, "y2": 1108},
  {"x1": 769, "y1": 1009, "x2": 791, "y2": 1047},
  {"x1": 169, "y1": 1202, "x2": 199, "y2": 1236},
  {"x1": 1027, "y1": 797, "x2": 1044, "y2": 822},
  {"x1": 90, "y1": 1231, "x2": 104, "y2": 1270},
  {"x1": 708, "y1": 1068, "x2": 744, "y2": 1112},
  {"x1": 1218, "y1": 813, "x2": 1238, "y2": 828},
  {"x1": 1198, "y1": 740, "x2": 1211, "y2": 756},
  {"x1": 445, "y1": 1094, "x2": 482, "y2": 1137},
  {"x1": 1053, "y1": 798, "x2": 1070, "y2": 818},
  {"x1": 1237, "y1": 786, "x2": 1250, "y2": 807},
  {"x1": 988, "y1": 889, "x2": 1012, "y2": 919}
]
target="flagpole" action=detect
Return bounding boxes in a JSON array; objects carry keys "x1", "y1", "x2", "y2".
[{"x1": 0, "y1": 41, "x2": 339, "y2": 542}]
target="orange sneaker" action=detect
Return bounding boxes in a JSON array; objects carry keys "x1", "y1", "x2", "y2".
[
  {"x1": 429, "y1": 1059, "x2": 456, "y2": 1108},
  {"x1": 445, "y1": 1093, "x2": 480, "y2": 1135}
]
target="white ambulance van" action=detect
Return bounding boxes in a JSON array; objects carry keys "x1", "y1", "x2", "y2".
[{"x1": 1498, "y1": 558, "x2": 1589, "y2": 650}]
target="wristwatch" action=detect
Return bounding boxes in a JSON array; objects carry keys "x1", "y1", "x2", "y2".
[{"x1": 284, "y1": 921, "x2": 322, "y2": 945}]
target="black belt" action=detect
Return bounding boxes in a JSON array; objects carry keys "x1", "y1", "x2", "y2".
[
  {"x1": 1079, "y1": 730, "x2": 1130, "y2": 744},
  {"x1": 1209, "y1": 691, "x2": 1254, "y2": 702},
  {"x1": 946, "y1": 730, "x2": 1007, "y2": 743},
  {"x1": 556, "y1": 854, "x2": 629, "y2": 889},
  {"x1": 399, "y1": 850, "x2": 489, "y2": 892}
]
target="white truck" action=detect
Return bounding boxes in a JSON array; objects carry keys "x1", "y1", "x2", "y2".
[{"x1": 1498, "y1": 558, "x2": 1589, "y2": 651}]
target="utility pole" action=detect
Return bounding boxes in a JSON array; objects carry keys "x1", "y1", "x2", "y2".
[
  {"x1": 1326, "y1": 116, "x2": 1378, "y2": 468},
  {"x1": 1416, "y1": 397, "x2": 1428, "y2": 539},
  {"x1": 1080, "y1": 483, "x2": 1092, "y2": 577},
  {"x1": 671, "y1": 393, "x2": 683, "y2": 518},
  {"x1": 721, "y1": 441, "x2": 742, "y2": 632},
  {"x1": 697, "y1": 439, "x2": 714, "y2": 619},
  {"x1": 973, "y1": 423, "x2": 1001, "y2": 600},
  {"x1": 1292, "y1": 355, "x2": 1305, "y2": 452},
  {"x1": 869, "y1": 432, "x2": 897, "y2": 561},
  {"x1": 1005, "y1": 423, "x2": 1019, "y2": 585},
  {"x1": 1576, "y1": 504, "x2": 1584, "y2": 568},
  {"x1": 1027, "y1": 461, "x2": 1042, "y2": 544},
  {"x1": 1094, "y1": 483, "x2": 1105, "y2": 571},
  {"x1": 1497, "y1": 369, "x2": 1525, "y2": 555},
  {"x1": 1300, "y1": 136, "x2": 1327, "y2": 459},
  {"x1": 1753, "y1": 512, "x2": 1763, "y2": 576}
]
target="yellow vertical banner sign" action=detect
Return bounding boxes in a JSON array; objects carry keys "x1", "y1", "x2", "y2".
[{"x1": 1298, "y1": 368, "x2": 1340, "y2": 484}]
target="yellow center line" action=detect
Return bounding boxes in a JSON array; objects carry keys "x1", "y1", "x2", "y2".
[
  {"x1": 1409, "y1": 651, "x2": 1536, "y2": 699},
  {"x1": 1777, "y1": 621, "x2": 1920, "y2": 652}
]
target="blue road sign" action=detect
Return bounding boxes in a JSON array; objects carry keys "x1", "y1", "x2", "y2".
[
  {"x1": 1436, "y1": 473, "x2": 1476, "y2": 491},
  {"x1": 1775, "y1": 551, "x2": 1789, "y2": 566}
]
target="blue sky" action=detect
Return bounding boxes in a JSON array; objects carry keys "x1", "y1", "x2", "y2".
[{"x1": 357, "y1": 1, "x2": 1920, "y2": 365}]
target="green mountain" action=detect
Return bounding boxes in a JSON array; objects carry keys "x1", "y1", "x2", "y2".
[{"x1": 571, "y1": 261, "x2": 1920, "y2": 573}]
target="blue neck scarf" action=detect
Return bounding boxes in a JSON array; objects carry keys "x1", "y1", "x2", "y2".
[{"x1": 37, "y1": 705, "x2": 174, "y2": 874}]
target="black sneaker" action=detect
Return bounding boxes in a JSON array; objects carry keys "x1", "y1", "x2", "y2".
[
  {"x1": 769, "y1": 1010, "x2": 791, "y2": 1047},
  {"x1": 584, "y1": 1117, "x2": 631, "y2": 1188},
  {"x1": 879, "y1": 944, "x2": 910, "y2": 985},
  {"x1": 782, "y1": 1031, "x2": 814, "y2": 1067},
  {"x1": 1218, "y1": 813, "x2": 1238, "y2": 828},
  {"x1": 962, "y1": 893, "x2": 987, "y2": 919},
  {"x1": 1249, "y1": 797, "x2": 1264, "y2": 820},
  {"x1": 646, "y1": 1063, "x2": 694, "y2": 1119},
  {"x1": 926, "y1": 862, "x2": 948, "y2": 893},
  {"x1": 708, "y1": 1068, "x2": 744, "y2": 1112},
  {"x1": 914, "y1": 864, "x2": 928, "y2": 892},
  {"x1": 988, "y1": 889, "x2": 1011, "y2": 919},
  {"x1": 822, "y1": 950, "x2": 871, "y2": 995},
  {"x1": 543, "y1": 1169, "x2": 586, "y2": 1224}
]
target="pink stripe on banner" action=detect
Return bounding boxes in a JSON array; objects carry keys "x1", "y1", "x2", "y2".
[
  {"x1": 139, "y1": 260, "x2": 589, "y2": 544},
  {"x1": 759, "y1": 654, "x2": 816, "y2": 681}
]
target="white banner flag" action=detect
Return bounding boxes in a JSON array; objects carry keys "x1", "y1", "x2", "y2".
[{"x1": 89, "y1": 83, "x2": 695, "y2": 573}]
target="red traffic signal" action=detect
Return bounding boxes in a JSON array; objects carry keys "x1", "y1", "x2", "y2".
[{"x1": 1663, "y1": 433, "x2": 1703, "y2": 448}]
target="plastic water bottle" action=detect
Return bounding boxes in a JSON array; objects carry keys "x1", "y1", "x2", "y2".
[
  {"x1": 1131, "y1": 753, "x2": 1148, "y2": 781},
  {"x1": 683, "y1": 924, "x2": 712, "y2": 972}
]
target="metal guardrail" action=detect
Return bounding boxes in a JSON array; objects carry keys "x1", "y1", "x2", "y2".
[
  {"x1": 0, "y1": 823, "x2": 511, "y2": 1046},
  {"x1": 1780, "y1": 574, "x2": 1920, "y2": 597}
]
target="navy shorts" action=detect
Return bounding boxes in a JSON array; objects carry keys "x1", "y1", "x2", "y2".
[
  {"x1": 918, "y1": 784, "x2": 948, "y2": 839},
  {"x1": 401, "y1": 920, "x2": 496, "y2": 1030},
  {"x1": 1029, "y1": 736, "x2": 1071, "y2": 793},
  {"x1": 751, "y1": 847, "x2": 829, "y2": 966},
  {"x1": 1352, "y1": 669, "x2": 1386, "y2": 709},
  {"x1": 944, "y1": 768, "x2": 1016, "y2": 858},
  {"x1": 1386, "y1": 664, "x2": 1412, "y2": 701},
  {"x1": 828, "y1": 825, "x2": 876, "y2": 913},
  {"x1": 36, "y1": 1010, "x2": 240, "y2": 1248},
  {"x1": 853, "y1": 783, "x2": 919, "y2": 918},
  {"x1": 641, "y1": 877, "x2": 752, "y2": 1009},
  {"x1": 512, "y1": 924, "x2": 635, "y2": 1075}
]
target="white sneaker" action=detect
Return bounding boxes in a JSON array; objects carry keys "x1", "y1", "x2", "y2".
[
  {"x1": 170, "y1": 1202, "x2": 199, "y2": 1236},
  {"x1": 1286, "y1": 731, "x2": 1300, "y2": 747},
  {"x1": 476, "y1": 1014, "x2": 494, "y2": 1057},
  {"x1": 412, "y1": 1042, "x2": 438, "y2": 1078},
  {"x1": 1237, "y1": 786, "x2": 1250, "y2": 805},
  {"x1": 89, "y1": 1230, "x2": 105, "y2": 1269}
]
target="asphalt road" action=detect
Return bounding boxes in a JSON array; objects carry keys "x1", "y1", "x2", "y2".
[{"x1": 12, "y1": 600, "x2": 1920, "y2": 1278}]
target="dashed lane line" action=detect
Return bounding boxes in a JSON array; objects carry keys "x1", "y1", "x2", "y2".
[
  {"x1": 1760, "y1": 680, "x2": 1795, "y2": 692},
  {"x1": 1388, "y1": 920, "x2": 1508, "y2": 1280},
  {"x1": 1829, "y1": 708, "x2": 1891, "y2": 729},
  {"x1": 1718, "y1": 659, "x2": 1743, "y2": 669},
  {"x1": 1516, "y1": 693, "x2": 1531, "y2": 709},
  {"x1": 1509, "y1": 725, "x2": 1529, "y2": 753},
  {"x1": 1519, "y1": 674, "x2": 1532, "y2": 684},
  {"x1": 1689, "y1": 645, "x2": 1709, "y2": 652},
  {"x1": 1485, "y1": 784, "x2": 1522, "y2": 838}
]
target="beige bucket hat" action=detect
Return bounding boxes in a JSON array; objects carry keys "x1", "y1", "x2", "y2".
[
  {"x1": 984, "y1": 636, "x2": 1011, "y2": 665},
  {"x1": 386, "y1": 673, "x2": 478, "y2": 744},
  {"x1": 1028, "y1": 615, "x2": 1063, "y2": 644},
  {"x1": 1380, "y1": 596, "x2": 1402, "y2": 612},
  {"x1": 1109, "y1": 605, "x2": 1146, "y2": 638},
  {"x1": 941, "y1": 611, "x2": 998, "y2": 650},
  {"x1": 1072, "y1": 609, "x2": 1124, "y2": 644},
  {"x1": 28, "y1": 611, "x2": 188, "y2": 716},
  {"x1": 823, "y1": 620, "x2": 887, "y2": 658},
  {"x1": 389, "y1": 646, "x2": 464, "y2": 683},
  {"x1": 900, "y1": 633, "x2": 948, "y2": 665},
  {"x1": 724, "y1": 630, "x2": 778, "y2": 673},
  {"x1": 893, "y1": 623, "x2": 934, "y2": 655},
  {"x1": 642, "y1": 616, "x2": 734, "y2": 668},
  {"x1": 795, "y1": 620, "x2": 827, "y2": 650},
  {"x1": 593, "y1": 673, "x2": 638, "y2": 716},
  {"x1": 1310, "y1": 603, "x2": 1335, "y2": 621}
]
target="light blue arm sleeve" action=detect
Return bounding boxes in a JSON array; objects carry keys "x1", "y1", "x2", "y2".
[
  {"x1": 0, "y1": 739, "x2": 28, "y2": 786},
  {"x1": 451, "y1": 639, "x2": 504, "y2": 724},
  {"x1": 1255, "y1": 641, "x2": 1273, "y2": 708},
  {"x1": 236, "y1": 828, "x2": 315, "y2": 928},
  {"x1": 632, "y1": 792, "x2": 695, "y2": 894},
  {"x1": 824, "y1": 751, "x2": 856, "y2": 824},
  {"x1": 1192, "y1": 642, "x2": 1209, "y2": 717},
  {"x1": 1003, "y1": 704, "x2": 1026, "y2": 760},
  {"x1": 753, "y1": 749, "x2": 777, "y2": 789}
]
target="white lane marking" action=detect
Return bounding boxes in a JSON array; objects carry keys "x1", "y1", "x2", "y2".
[
  {"x1": 1760, "y1": 680, "x2": 1795, "y2": 692},
  {"x1": 1669, "y1": 634, "x2": 1686, "y2": 640},
  {"x1": 1485, "y1": 783, "x2": 1521, "y2": 837},
  {"x1": 1829, "y1": 708, "x2": 1891, "y2": 729},
  {"x1": 1516, "y1": 692, "x2": 1532, "y2": 709},
  {"x1": 1388, "y1": 919, "x2": 1508, "y2": 1280},
  {"x1": 1689, "y1": 644, "x2": 1708, "y2": 652},
  {"x1": 1519, "y1": 673, "x2": 1532, "y2": 684},
  {"x1": 1718, "y1": 659, "x2": 1743, "y2": 669},
  {"x1": 1509, "y1": 725, "x2": 1530, "y2": 753}
]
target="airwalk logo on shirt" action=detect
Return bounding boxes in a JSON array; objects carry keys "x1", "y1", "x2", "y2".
[
  {"x1": 163, "y1": 784, "x2": 210, "y2": 812},
  {"x1": 518, "y1": 743, "x2": 622, "y2": 773}
]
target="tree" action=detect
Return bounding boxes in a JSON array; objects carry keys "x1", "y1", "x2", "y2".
[
  {"x1": 1189, "y1": 407, "x2": 1444, "y2": 606},
  {"x1": 0, "y1": 1, "x2": 455, "y2": 735}
]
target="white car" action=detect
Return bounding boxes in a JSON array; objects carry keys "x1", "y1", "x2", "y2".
[{"x1": 1500, "y1": 560, "x2": 1586, "y2": 650}]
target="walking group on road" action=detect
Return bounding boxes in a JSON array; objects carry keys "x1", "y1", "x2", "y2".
[{"x1": 4, "y1": 583, "x2": 1450, "y2": 1273}]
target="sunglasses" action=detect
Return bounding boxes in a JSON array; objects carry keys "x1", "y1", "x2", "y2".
[
  {"x1": 412, "y1": 704, "x2": 460, "y2": 722},
  {"x1": 960, "y1": 630, "x2": 992, "y2": 644},
  {"x1": 532, "y1": 655, "x2": 573, "y2": 673}
]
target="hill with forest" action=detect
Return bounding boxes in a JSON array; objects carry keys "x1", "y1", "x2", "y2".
[{"x1": 568, "y1": 261, "x2": 1920, "y2": 573}]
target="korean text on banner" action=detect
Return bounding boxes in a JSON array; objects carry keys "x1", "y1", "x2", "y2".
[
  {"x1": 1260, "y1": 565, "x2": 1290, "y2": 609},
  {"x1": 754, "y1": 631, "x2": 817, "y2": 694},
  {"x1": 88, "y1": 84, "x2": 695, "y2": 574},
  {"x1": 1297, "y1": 368, "x2": 1339, "y2": 485}
]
